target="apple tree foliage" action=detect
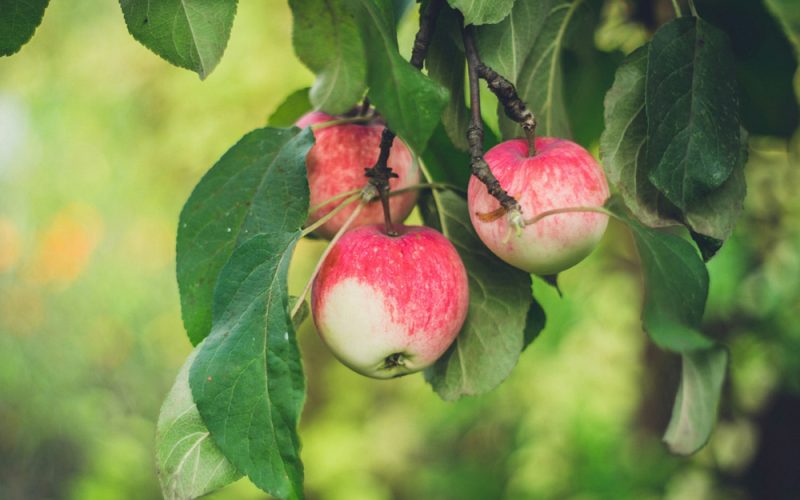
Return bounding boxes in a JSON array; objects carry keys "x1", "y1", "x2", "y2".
[{"x1": 3, "y1": 0, "x2": 798, "y2": 497}]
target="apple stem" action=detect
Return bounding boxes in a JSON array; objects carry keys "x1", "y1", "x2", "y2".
[
  {"x1": 462, "y1": 22, "x2": 523, "y2": 216},
  {"x1": 291, "y1": 202, "x2": 366, "y2": 320},
  {"x1": 524, "y1": 206, "x2": 614, "y2": 226},
  {"x1": 363, "y1": 0, "x2": 444, "y2": 237}
]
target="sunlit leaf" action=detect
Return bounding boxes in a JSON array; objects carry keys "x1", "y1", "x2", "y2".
[
  {"x1": 119, "y1": 0, "x2": 238, "y2": 79},
  {"x1": 352, "y1": 0, "x2": 449, "y2": 153},
  {"x1": 426, "y1": 4, "x2": 470, "y2": 151},
  {"x1": 268, "y1": 88, "x2": 312, "y2": 127},
  {"x1": 290, "y1": 0, "x2": 367, "y2": 114},
  {"x1": 447, "y1": 0, "x2": 515, "y2": 26},
  {"x1": 156, "y1": 341, "x2": 241, "y2": 500},
  {"x1": 177, "y1": 127, "x2": 313, "y2": 345},
  {"x1": 491, "y1": 0, "x2": 597, "y2": 139},
  {"x1": 0, "y1": 0, "x2": 49, "y2": 56},
  {"x1": 190, "y1": 232, "x2": 305, "y2": 500}
]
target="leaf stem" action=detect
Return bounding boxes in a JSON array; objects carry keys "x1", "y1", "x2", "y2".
[
  {"x1": 300, "y1": 193, "x2": 361, "y2": 237},
  {"x1": 687, "y1": 0, "x2": 698, "y2": 17},
  {"x1": 291, "y1": 202, "x2": 366, "y2": 319},
  {"x1": 670, "y1": 0, "x2": 683, "y2": 17},
  {"x1": 388, "y1": 182, "x2": 466, "y2": 197},
  {"x1": 524, "y1": 206, "x2": 614, "y2": 226},
  {"x1": 308, "y1": 189, "x2": 362, "y2": 215}
]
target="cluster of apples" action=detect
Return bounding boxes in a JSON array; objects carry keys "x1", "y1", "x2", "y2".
[{"x1": 298, "y1": 111, "x2": 609, "y2": 379}]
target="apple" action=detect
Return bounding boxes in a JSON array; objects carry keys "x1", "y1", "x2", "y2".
[
  {"x1": 311, "y1": 224, "x2": 469, "y2": 378},
  {"x1": 296, "y1": 111, "x2": 420, "y2": 239},
  {"x1": 467, "y1": 137, "x2": 610, "y2": 275}
]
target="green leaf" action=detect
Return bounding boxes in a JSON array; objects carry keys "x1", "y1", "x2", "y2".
[
  {"x1": 190, "y1": 232, "x2": 305, "y2": 500},
  {"x1": 474, "y1": 0, "x2": 543, "y2": 86},
  {"x1": 494, "y1": 0, "x2": 597, "y2": 139},
  {"x1": 601, "y1": 45, "x2": 679, "y2": 228},
  {"x1": 289, "y1": 0, "x2": 367, "y2": 114},
  {"x1": 426, "y1": 5, "x2": 470, "y2": 151},
  {"x1": 767, "y1": 0, "x2": 800, "y2": 52},
  {"x1": 682, "y1": 128, "x2": 748, "y2": 247},
  {"x1": 288, "y1": 296, "x2": 310, "y2": 330},
  {"x1": 119, "y1": 0, "x2": 237, "y2": 79},
  {"x1": 645, "y1": 17, "x2": 742, "y2": 210},
  {"x1": 177, "y1": 127, "x2": 313, "y2": 346},
  {"x1": 421, "y1": 123, "x2": 472, "y2": 186},
  {"x1": 352, "y1": 0, "x2": 449, "y2": 153},
  {"x1": 420, "y1": 190, "x2": 533, "y2": 400},
  {"x1": 608, "y1": 200, "x2": 726, "y2": 455},
  {"x1": 156, "y1": 341, "x2": 242, "y2": 500},
  {"x1": 268, "y1": 88, "x2": 312, "y2": 127},
  {"x1": 628, "y1": 217, "x2": 713, "y2": 352},
  {"x1": 523, "y1": 298, "x2": 546, "y2": 350},
  {"x1": 0, "y1": 0, "x2": 49, "y2": 56},
  {"x1": 601, "y1": 46, "x2": 747, "y2": 251},
  {"x1": 664, "y1": 347, "x2": 728, "y2": 455},
  {"x1": 446, "y1": 0, "x2": 515, "y2": 26}
]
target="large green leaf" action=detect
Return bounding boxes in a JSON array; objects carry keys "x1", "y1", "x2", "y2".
[
  {"x1": 426, "y1": 4, "x2": 470, "y2": 151},
  {"x1": 119, "y1": 0, "x2": 237, "y2": 79},
  {"x1": 601, "y1": 45, "x2": 679, "y2": 228},
  {"x1": 352, "y1": 0, "x2": 449, "y2": 153},
  {"x1": 156, "y1": 340, "x2": 241, "y2": 500},
  {"x1": 190, "y1": 232, "x2": 305, "y2": 499},
  {"x1": 609, "y1": 200, "x2": 725, "y2": 455},
  {"x1": 495, "y1": 0, "x2": 596, "y2": 139},
  {"x1": 664, "y1": 347, "x2": 728, "y2": 455},
  {"x1": 176, "y1": 127, "x2": 313, "y2": 346},
  {"x1": 474, "y1": 0, "x2": 543, "y2": 86},
  {"x1": 447, "y1": 0, "x2": 515, "y2": 26},
  {"x1": 421, "y1": 190, "x2": 535, "y2": 400},
  {"x1": 0, "y1": 0, "x2": 49, "y2": 56},
  {"x1": 601, "y1": 45, "x2": 746, "y2": 251},
  {"x1": 628, "y1": 218, "x2": 712, "y2": 352},
  {"x1": 268, "y1": 88, "x2": 312, "y2": 127},
  {"x1": 645, "y1": 17, "x2": 742, "y2": 210},
  {"x1": 289, "y1": 0, "x2": 367, "y2": 114}
]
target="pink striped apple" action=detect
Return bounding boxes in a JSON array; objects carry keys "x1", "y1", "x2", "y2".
[
  {"x1": 297, "y1": 111, "x2": 420, "y2": 239},
  {"x1": 311, "y1": 224, "x2": 469, "y2": 378},
  {"x1": 468, "y1": 137, "x2": 610, "y2": 275}
]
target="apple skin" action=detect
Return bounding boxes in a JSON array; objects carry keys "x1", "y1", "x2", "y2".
[
  {"x1": 297, "y1": 111, "x2": 420, "y2": 239},
  {"x1": 467, "y1": 137, "x2": 610, "y2": 275},
  {"x1": 311, "y1": 224, "x2": 469, "y2": 379}
]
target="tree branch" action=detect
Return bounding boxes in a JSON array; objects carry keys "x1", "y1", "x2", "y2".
[
  {"x1": 475, "y1": 62, "x2": 537, "y2": 156},
  {"x1": 363, "y1": 0, "x2": 444, "y2": 235},
  {"x1": 461, "y1": 22, "x2": 522, "y2": 217}
]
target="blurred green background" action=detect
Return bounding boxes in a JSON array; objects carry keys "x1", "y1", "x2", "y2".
[{"x1": 1, "y1": 1, "x2": 799, "y2": 499}]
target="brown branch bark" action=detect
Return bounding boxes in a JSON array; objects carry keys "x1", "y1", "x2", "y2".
[{"x1": 363, "y1": 0, "x2": 444, "y2": 235}]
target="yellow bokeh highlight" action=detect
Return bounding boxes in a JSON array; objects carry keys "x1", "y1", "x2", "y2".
[{"x1": 28, "y1": 203, "x2": 104, "y2": 286}]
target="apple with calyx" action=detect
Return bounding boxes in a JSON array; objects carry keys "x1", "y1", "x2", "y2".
[
  {"x1": 311, "y1": 224, "x2": 469, "y2": 378},
  {"x1": 468, "y1": 137, "x2": 610, "y2": 275},
  {"x1": 297, "y1": 111, "x2": 420, "y2": 239}
]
